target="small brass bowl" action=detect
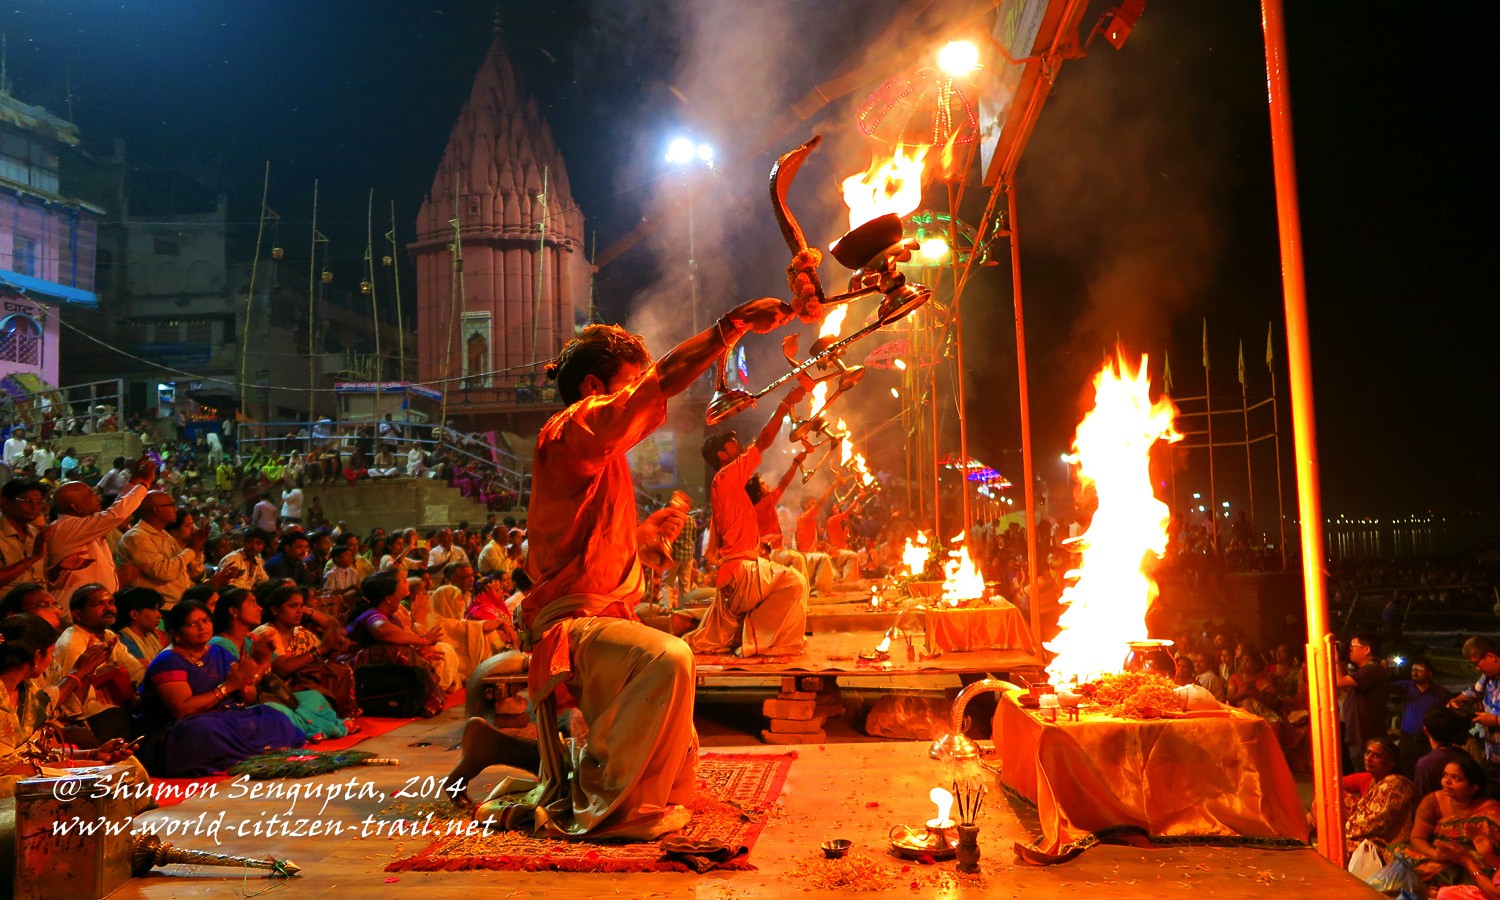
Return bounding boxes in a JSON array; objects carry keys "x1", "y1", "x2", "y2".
[{"x1": 822, "y1": 838, "x2": 852, "y2": 859}]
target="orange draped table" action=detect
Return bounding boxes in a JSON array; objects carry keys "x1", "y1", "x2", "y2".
[
  {"x1": 922, "y1": 600, "x2": 1038, "y2": 655},
  {"x1": 996, "y1": 688, "x2": 1308, "y2": 854}
]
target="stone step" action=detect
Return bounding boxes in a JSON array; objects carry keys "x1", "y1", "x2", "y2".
[
  {"x1": 314, "y1": 477, "x2": 494, "y2": 535},
  {"x1": 760, "y1": 729, "x2": 826, "y2": 745}
]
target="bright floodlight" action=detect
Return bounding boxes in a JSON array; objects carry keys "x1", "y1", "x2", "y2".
[
  {"x1": 665, "y1": 137, "x2": 696, "y2": 165},
  {"x1": 937, "y1": 41, "x2": 980, "y2": 77},
  {"x1": 697, "y1": 143, "x2": 714, "y2": 162},
  {"x1": 919, "y1": 236, "x2": 950, "y2": 261}
]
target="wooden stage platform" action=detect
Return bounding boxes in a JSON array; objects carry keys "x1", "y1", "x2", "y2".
[
  {"x1": 691, "y1": 630, "x2": 1042, "y2": 681},
  {"x1": 115, "y1": 705, "x2": 1376, "y2": 898}
]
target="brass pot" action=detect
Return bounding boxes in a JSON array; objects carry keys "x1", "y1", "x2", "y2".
[{"x1": 1122, "y1": 639, "x2": 1176, "y2": 677}]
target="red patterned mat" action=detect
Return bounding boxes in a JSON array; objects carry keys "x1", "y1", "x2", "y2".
[{"x1": 384, "y1": 751, "x2": 796, "y2": 873}]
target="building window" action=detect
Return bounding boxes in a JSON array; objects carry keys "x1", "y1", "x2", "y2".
[
  {"x1": 154, "y1": 236, "x2": 181, "y2": 256},
  {"x1": 11, "y1": 235, "x2": 39, "y2": 276},
  {"x1": 185, "y1": 319, "x2": 212, "y2": 344},
  {"x1": 0, "y1": 315, "x2": 43, "y2": 365},
  {"x1": 468, "y1": 197, "x2": 481, "y2": 218},
  {"x1": 461, "y1": 312, "x2": 491, "y2": 388}
]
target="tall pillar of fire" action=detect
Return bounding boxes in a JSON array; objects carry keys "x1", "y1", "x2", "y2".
[{"x1": 410, "y1": 36, "x2": 590, "y2": 433}]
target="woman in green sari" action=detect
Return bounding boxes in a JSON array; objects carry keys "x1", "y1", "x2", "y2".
[{"x1": 210, "y1": 587, "x2": 347, "y2": 741}]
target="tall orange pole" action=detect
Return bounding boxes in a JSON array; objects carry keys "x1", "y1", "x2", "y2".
[
  {"x1": 1261, "y1": 0, "x2": 1343, "y2": 863},
  {"x1": 948, "y1": 181, "x2": 973, "y2": 534},
  {"x1": 1007, "y1": 186, "x2": 1042, "y2": 648}
]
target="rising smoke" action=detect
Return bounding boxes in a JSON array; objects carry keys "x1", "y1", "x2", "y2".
[{"x1": 567, "y1": 1, "x2": 1256, "y2": 517}]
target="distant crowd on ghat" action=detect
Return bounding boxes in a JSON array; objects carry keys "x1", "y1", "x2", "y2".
[{"x1": 0, "y1": 411, "x2": 522, "y2": 514}]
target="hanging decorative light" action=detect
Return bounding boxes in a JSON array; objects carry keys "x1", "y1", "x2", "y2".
[{"x1": 857, "y1": 67, "x2": 979, "y2": 153}]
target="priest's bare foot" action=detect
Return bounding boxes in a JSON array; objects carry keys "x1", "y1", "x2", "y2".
[{"x1": 445, "y1": 716, "x2": 540, "y2": 800}]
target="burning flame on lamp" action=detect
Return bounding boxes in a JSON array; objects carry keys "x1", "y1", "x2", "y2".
[
  {"x1": 941, "y1": 532, "x2": 985, "y2": 606},
  {"x1": 836, "y1": 420, "x2": 877, "y2": 488},
  {"x1": 841, "y1": 144, "x2": 929, "y2": 231},
  {"x1": 809, "y1": 307, "x2": 850, "y2": 417},
  {"x1": 929, "y1": 787, "x2": 955, "y2": 827},
  {"x1": 1044, "y1": 354, "x2": 1181, "y2": 686},
  {"x1": 902, "y1": 532, "x2": 931, "y2": 577}
]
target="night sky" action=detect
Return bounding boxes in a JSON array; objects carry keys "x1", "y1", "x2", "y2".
[{"x1": 4, "y1": 1, "x2": 1489, "y2": 530}]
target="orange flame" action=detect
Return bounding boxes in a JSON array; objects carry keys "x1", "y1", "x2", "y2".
[
  {"x1": 809, "y1": 308, "x2": 850, "y2": 417},
  {"x1": 929, "y1": 787, "x2": 955, "y2": 826},
  {"x1": 834, "y1": 419, "x2": 876, "y2": 488},
  {"x1": 1044, "y1": 354, "x2": 1181, "y2": 686},
  {"x1": 851, "y1": 452, "x2": 874, "y2": 487},
  {"x1": 941, "y1": 532, "x2": 985, "y2": 606},
  {"x1": 841, "y1": 144, "x2": 929, "y2": 230},
  {"x1": 902, "y1": 531, "x2": 931, "y2": 577}
]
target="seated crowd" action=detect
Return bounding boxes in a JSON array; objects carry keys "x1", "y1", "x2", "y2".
[
  {"x1": 0, "y1": 457, "x2": 525, "y2": 784},
  {"x1": 1175, "y1": 614, "x2": 1500, "y2": 897}
]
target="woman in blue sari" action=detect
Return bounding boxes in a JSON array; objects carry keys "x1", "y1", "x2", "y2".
[
  {"x1": 211, "y1": 587, "x2": 347, "y2": 741},
  {"x1": 136, "y1": 600, "x2": 304, "y2": 777}
]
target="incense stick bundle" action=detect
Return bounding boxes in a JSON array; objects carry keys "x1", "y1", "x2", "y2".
[{"x1": 953, "y1": 779, "x2": 987, "y2": 826}]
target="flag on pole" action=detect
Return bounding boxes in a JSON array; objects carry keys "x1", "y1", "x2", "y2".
[
  {"x1": 1265, "y1": 322, "x2": 1274, "y2": 370},
  {"x1": 1237, "y1": 340, "x2": 1246, "y2": 387},
  {"x1": 1163, "y1": 351, "x2": 1174, "y2": 393},
  {"x1": 1201, "y1": 319, "x2": 1210, "y2": 370}
]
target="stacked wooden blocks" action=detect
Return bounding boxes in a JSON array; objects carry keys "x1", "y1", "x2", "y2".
[{"x1": 760, "y1": 676, "x2": 843, "y2": 744}]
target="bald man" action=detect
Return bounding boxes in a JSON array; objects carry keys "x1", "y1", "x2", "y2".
[
  {"x1": 47, "y1": 458, "x2": 156, "y2": 606},
  {"x1": 118, "y1": 488, "x2": 205, "y2": 606}
]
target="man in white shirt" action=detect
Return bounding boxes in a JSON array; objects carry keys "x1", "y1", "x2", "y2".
[
  {"x1": 322, "y1": 543, "x2": 362, "y2": 597},
  {"x1": 0, "y1": 479, "x2": 89, "y2": 591},
  {"x1": 47, "y1": 458, "x2": 155, "y2": 606},
  {"x1": 312, "y1": 417, "x2": 334, "y2": 448},
  {"x1": 49, "y1": 583, "x2": 144, "y2": 742},
  {"x1": 251, "y1": 493, "x2": 279, "y2": 533},
  {"x1": 280, "y1": 486, "x2": 304, "y2": 525},
  {"x1": 405, "y1": 444, "x2": 427, "y2": 477},
  {"x1": 217, "y1": 527, "x2": 270, "y2": 592},
  {"x1": 118, "y1": 491, "x2": 206, "y2": 606},
  {"x1": 476, "y1": 527, "x2": 510, "y2": 576},
  {"x1": 95, "y1": 456, "x2": 132, "y2": 498},
  {"x1": 425, "y1": 528, "x2": 470, "y2": 576},
  {"x1": 30, "y1": 442, "x2": 56, "y2": 477},
  {"x1": 1194, "y1": 653, "x2": 1228, "y2": 702},
  {"x1": 370, "y1": 448, "x2": 400, "y2": 478},
  {"x1": 2, "y1": 426, "x2": 26, "y2": 467},
  {"x1": 377, "y1": 414, "x2": 401, "y2": 451}
]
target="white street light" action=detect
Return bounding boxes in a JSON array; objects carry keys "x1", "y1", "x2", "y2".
[
  {"x1": 665, "y1": 135, "x2": 716, "y2": 336},
  {"x1": 666, "y1": 137, "x2": 715, "y2": 168},
  {"x1": 937, "y1": 41, "x2": 981, "y2": 77},
  {"x1": 665, "y1": 138, "x2": 695, "y2": 165}
]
